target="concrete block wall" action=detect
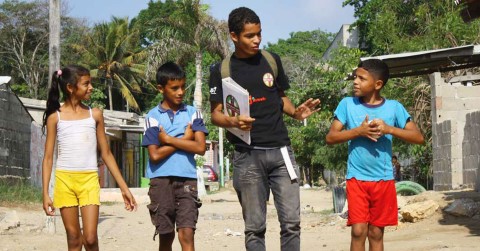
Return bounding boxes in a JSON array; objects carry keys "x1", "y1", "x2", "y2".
[
  {"x1": 0, "y1": 84, "x2": 32, "y2": 180},
  {"x1": 463, "y1": 111, "x2": 480, "y2": 190},
  {"x1": 432, "y1": 120, "x2": 452, "y2": 191},
  {"x1": 431, "y1": 72, "x2": 480, "y2": 191}
]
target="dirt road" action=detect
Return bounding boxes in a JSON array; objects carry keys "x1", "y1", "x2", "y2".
[{"x1": 1, "y1": 187, "x2": 480, "y2": 250}]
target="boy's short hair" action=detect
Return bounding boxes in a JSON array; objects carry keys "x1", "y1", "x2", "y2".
[
  {"x1": 228, "y1": 7, "x2": 260, "y2": 35},
  {"x1": 358, "y1": 59, "x2": 390, "y2": 86},
  {"x1": 156, "y1": 62, "x2": 186, "y2": 86}
]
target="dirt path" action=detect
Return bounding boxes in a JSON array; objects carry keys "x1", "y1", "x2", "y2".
[{"x1": 1, "y1": 187, "x2": 480, "y2": 250}]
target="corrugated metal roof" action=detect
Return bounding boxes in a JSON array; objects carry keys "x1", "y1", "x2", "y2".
[{"x1": 361, "y1": 44, "x2": 480, "y2": 78}]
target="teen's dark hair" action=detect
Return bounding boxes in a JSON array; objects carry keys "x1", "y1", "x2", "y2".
[
  {"x1": 228, "y1": 7, "x2": 260, "y2": 35},
  {"x1": 358, "y1": 59, "x2": 390, "y2": 86},
  {"x1": 156, "y1": 62, "x2": 186, "y2": 86},
  {"x1": 42, "y1": 65, "x2": 90, "y2": 134}
]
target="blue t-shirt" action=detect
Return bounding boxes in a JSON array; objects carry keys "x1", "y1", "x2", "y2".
[
  {"x1": 334, "y1": 97, "x2": 411, "y2": 181},
  {"x1": 142, "y1": 104, "x2": 208, "y2": 179}
]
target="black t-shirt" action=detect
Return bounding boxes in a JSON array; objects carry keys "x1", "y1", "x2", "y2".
[{"x1": 209, "y1": 51, "x2": 291, "y2": 148}]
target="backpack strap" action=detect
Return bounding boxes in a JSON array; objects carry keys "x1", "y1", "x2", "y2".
[
  {"x1": 220, "y1": 50, "x2": 278, "y2": 79},
  {"x1": 260, "y1": 50, "x2": 278, "y2": 79},
  {"x1": 220, "y1": 54, "x2": 231, "y2": 79}
]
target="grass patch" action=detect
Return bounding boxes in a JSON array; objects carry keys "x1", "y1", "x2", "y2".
[{"x1": 0, "y1": 179, "x2": 42, "y2": 207}]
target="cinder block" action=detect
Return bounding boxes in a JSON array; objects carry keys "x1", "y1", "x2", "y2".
[
  {"x1": 441, "y1": 98, "x2": 465, "y2": 111},
  {"x1": 461, "y1": 99, "x2": 480, "y2": 110},
  {"x1": 457, "y1": 86, "x2": 480, "y2": 98}
]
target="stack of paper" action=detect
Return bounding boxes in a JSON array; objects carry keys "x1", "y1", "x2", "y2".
[{"x1": 222, "y1": 77, "x2": 251, "y2": 145}]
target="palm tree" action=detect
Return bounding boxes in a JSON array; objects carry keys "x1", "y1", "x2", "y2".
[
  {"x1": 75, "y1": 17, "x2": 151, "y2": 111},
  {"x1": 147, "y1": 0, "x2": 229, "y2": 111}
]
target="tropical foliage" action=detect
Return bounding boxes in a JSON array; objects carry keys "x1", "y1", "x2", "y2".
[{"x1": 74, "y1": 17, "x2": 151, "y2": 111}]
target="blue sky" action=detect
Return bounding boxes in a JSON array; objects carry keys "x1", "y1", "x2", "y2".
[{"x1": 66, "y1": 0, "x2": 355, "y2": 45}]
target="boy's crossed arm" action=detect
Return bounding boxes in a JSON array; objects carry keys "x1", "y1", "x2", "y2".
[
  {"x1": 147, "y1": 124, "x2": 206, "y2": 164},
  {"x1": 158, "y1": 123, "x2": 206, "y2": 155}
]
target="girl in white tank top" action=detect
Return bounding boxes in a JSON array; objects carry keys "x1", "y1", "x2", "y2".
[{"x1": 41, "y1": 65, "x2": 137, "y2": 250}]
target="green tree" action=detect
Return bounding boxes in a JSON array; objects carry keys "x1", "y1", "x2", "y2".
[
  {"x1": 75, "y1": 17, "x2": 151, "y2": 111},
  {"x1": 0, "y1": 0, "x2": 49, "y2": 98},
  {"x1": 146, "y1": 0, "x2": 229, "y2": 112}
]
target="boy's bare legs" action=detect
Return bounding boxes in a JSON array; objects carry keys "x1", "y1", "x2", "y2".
[
  {"x1": 367, "y1": 225, "x2": 384, "y2": 251},
  {"x1": 80, "y1": 205, "x2": 100, "y2": 251},
  {"x1": 60, "y1": 207, "x2": 83, "y2": 251},
  {"x1": 350, "y1": 223, "x2": 368, "y2": 251},
  {"x1": 178, "y1": 228, "x2": 195, "y2": 251},
  {"x1": 159, "y1": 232, "x2": 175, "y2": 251}
]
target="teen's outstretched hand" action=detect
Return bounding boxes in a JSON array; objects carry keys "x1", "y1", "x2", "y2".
[
  {"x1": 293, "y1": 98, "x2": 321, "y2": 120},
  {"x1": 43, "y1": 196, "x2": 55, "y2": 216},
  {"x1": 121, "y1": 188, "x2": 137, "y2": 212}
]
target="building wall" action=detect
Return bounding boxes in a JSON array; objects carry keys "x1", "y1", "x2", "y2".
[
  {"x1": 431, "y1": 72, "x2": 480, "y2": 191},
  {"x1": 0, "y1": 84, "x2": 32, "y2": 180},
  {"x1": 322, "y1": 24, "x2": 359, "y2": 61},
  {"x1": 30, "y1": 123, "x2": 47, "y2": 188}
]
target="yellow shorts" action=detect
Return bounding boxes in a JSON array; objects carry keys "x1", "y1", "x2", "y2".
[{"x1": 53, "y1": 170, "x2": 100, "y2": 208}]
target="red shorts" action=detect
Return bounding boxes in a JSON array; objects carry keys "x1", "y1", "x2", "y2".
[{"x1": 346, "y1": 178, "x2": 398, "y2": 227}]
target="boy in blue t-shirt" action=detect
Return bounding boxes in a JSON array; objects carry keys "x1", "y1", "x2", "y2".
[
  {"x1": 142, "y1": 62, "x2": 208, "y2": 250},
  {"x1": 326, "y1": 59, "x2": 424, "y2": 251}
]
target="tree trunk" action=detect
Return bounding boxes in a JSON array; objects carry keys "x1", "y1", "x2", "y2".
[
  {"x1": 48, "y1": 0, "x2": 60, "y2": 89},
  {"x1": 193, "y1": 51, "x2": 203, "y2": 110}
]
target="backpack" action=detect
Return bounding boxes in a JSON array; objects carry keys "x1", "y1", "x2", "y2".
[{"x1": 220, "y1": 50, "x2": 278, "y2": 79}]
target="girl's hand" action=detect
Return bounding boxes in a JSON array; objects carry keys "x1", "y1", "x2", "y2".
[
  {"x1": 43, "y1": 196, "x2": 55, "y2": 216},
  {"x1": 121, "y1": 189, "x2": 137, "y2": 212}
]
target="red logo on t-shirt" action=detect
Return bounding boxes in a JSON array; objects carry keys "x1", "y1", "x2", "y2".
[{"x1": 249, "y1": 95, "x2": 267, "y2": 105}]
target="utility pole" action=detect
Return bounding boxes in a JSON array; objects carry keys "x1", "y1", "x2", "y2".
[
  {"x1": 46, "y1": 0, "x2": 60, "y2": 233},
  {"x1": 48, "y1": 0, "x2": 60, "y2": 89}
]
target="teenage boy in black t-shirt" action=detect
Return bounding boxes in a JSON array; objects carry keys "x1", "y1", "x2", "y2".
[{"x1": 209, "y1": 7, "x2": 320, "y2": 251}]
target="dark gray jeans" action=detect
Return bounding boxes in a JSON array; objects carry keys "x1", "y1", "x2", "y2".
[{"x1": 233, "y1": 146, "x2": 301, "y2": 251}]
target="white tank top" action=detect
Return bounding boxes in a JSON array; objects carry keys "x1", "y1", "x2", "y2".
[{"x1": 56, "y1": 108, "x2": 98, "y2": 171}]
